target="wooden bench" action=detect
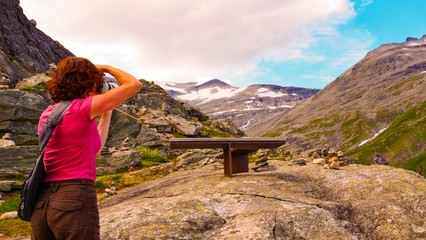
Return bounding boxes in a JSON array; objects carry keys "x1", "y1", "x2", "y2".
[{"x1": 170, "y1": 138, "x2": 286, "y2": 177}]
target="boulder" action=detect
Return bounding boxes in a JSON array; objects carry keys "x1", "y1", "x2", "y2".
[
  {"x1": 99, "y1": 163, "x2": 426, "y2": 239},
  {"x1": 313, "y1": 158, "x2": 326, "y2": 165},
  {"x1": 0, "y1": 139, "x2": 15, "y2": 148},
  {"x1": 96, "y1": 150, "x2": 141, "y2": 175},
  {"x1": 15, "y1": 73, "x2": 50, "y2": 89},
  {"x1": 136, "y1": 125, "x2": 162, "y2": 148},
  {"x1": 175, "y1": 149, "x2": 220, "y2": 169},
  {"x1": 0, "y1": 180, "x2": 23, "y2": 192},
  {"x1": 0, "y1": 146, "x2": 39, "y2": 178},
  {"x1": 0, "y1": 211, "x2": 18, "y2": 220},
  {"x1": 169, "y1": 116, "x2": 203, "y2": 136}
]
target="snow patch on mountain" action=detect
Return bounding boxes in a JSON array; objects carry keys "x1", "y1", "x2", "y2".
[
  {"x1": 177, "y1": 87, "x2": 246, "y2": 103},
  {"x1": 358, "y1": 127, "x2": 388, "y2": 146},
  {"x1": 256, "y1": 87, "x2": 289, "y2": 98}
]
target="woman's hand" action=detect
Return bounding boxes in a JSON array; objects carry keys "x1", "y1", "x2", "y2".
[{"x1": 95, "y1": 64, "x2": 109, "y2": 75}]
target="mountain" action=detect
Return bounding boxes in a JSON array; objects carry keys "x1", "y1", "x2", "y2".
[
  {"x1": 0, "y1": 0, "x2": 72, "y2": 88},
  {"x1": 246, "y1": 36, "x2": 426, "y2": 176},
  {"x1": 157, "y1": 79, "x2": 320, "y2": 130}
]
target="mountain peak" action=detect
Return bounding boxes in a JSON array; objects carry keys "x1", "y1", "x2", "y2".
[{"x1": 195, "y1": 79, "x2": 234, "y2": 89}]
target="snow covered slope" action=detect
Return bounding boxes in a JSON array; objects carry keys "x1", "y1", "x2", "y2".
[{"x1": 157, "y1": 79, "x2": 320, "y2": 130}]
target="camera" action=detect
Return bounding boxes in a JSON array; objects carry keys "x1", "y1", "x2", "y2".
[{"x1": 96, "y1": 74, "x2": 119, "y2": 94}]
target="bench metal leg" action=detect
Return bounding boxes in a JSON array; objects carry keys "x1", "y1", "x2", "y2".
[
  {"x1": 223, "y1": 143, "x2": 232, "y2": 177},
  {"x1": 231, "y1": 153, "x2": 249, "y2": 174},
  {"x1": 223, "y1": 143, "x2": 249, "y2": 177}
]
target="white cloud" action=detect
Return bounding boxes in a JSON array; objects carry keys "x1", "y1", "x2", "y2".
[{"x1": 20, "y1": 0, "x2": 355, "y2": 84}]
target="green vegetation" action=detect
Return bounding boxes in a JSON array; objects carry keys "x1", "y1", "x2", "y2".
[
  {"x1": 345, "y1": 100, "x2": 426, "y2": 177},
  {"x1": 18, "y1": 83, "x2": 47, "y2": 91},
  {"x1": 0, "y1": 192, "x2": 32, "y2": 237},
  {"x1": 137, "y1": 146, "x2": 169, "y2": 163},
  {"x1": 403, "y1": 152, "x2": 426, "y2": 177},
  {"x1": 340, "y1": 111, "x2": 377, "y2": 150}
]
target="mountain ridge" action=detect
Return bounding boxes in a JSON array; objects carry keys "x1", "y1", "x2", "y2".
[
  {"x1": 246, "y1": 35, "x2": 426, "y2": 175},
  {"x1": 158, "y1": 79, "x2": 320, "y2": 129}
]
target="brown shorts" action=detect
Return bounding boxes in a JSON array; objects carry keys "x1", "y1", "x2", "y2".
[{"x1": 31, "y1": 179, "x2": 100, "y2": 240}]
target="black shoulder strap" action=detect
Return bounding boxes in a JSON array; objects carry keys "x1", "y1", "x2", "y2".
[{"x1": 39, "y1": 100, "x2": 73, "y2": 152}]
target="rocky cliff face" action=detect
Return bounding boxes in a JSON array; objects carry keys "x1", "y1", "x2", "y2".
[
  {"x1": 246, "y1": 36, "x2": 426, "y2": 175},
  {"x1": 0, "y1": 0, "x2": 72, "y2": 88},
  {"x1": 0, "y1": 76, "x2": 244, "y2": 178},
  {"x1": 98, "y1": 159, "x2": 426, "y2": 239}
]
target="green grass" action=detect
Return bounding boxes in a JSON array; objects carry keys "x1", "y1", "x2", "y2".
[
  {"x1": 403, "y1": 151, "x2": 426, "y2": 177},
  {"x1": 0, "y1": 198, "x2": 19, "y2": 214},
  {"x1": 137, "y1": 146, "x2": 169, "y2": 163},
  {"x1": 18, "y1": 83, "x2": 47, "y2": 91},
  {"x1": 0, "y1": 192, "x2": 32, "y2": 237},
  {"x1": 345, "y1": 100, "x2": 426, "y2": 174}
]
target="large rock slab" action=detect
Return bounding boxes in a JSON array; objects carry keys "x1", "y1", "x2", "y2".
[{"x1": 99, "y1": 162, "x2": 426, "y2": 239}]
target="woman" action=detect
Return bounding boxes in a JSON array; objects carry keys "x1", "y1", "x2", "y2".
[{"x1": 31, "y1": 57, "x2": 142, "y2": 239}]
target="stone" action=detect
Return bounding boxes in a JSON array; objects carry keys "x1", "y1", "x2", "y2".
[
  {"x1": 255, "y1": 161, "x2": 269, "y2": 167},
  {"x1": 290, "y1": 158, "x2": 306, "y2": 166},
  {"x1": 329, "y1": 161, "x2": 340, "y2": 169},
  {"x1": 15, "y1": 73, "x2": 50, "y2": 89},
  {"x1": 171, "y1": 117, "x2": 203, "y2": 136},
  {"x1": 0, "y1": 139, "x2": 15, "y2": 148},
  {"x1": 175, "y1": 149, "x2": 220, "y2": 170},
  {"x1": 337, "y1": 151, "x2": 344, "y2": 158},
  {"x1": 99, "y1": 163, "x2": 426, "y2": 239},
  {"x1": 253, "y1": 164, "x2": 276, "y2": 172},
  {"x1": 329, "y1": 156, "x2": 339, "y2": 162},
  {"x1": 0, "y1": 181, "x2": 23, "y2": 192},
  {"x1": 313, "y1": 158, "x2": 326, "y2": 165},
  {"x1": 328, "y1": 148, "x2": 337, "y2": 157},
  {"x1": 321, "y1": 147, "x2": 330, "y2": 157},
  {"x1": 2, "y1": 133, "x2": 12, "y2": 140},
  {"x1": 255, "y1": 157, "x2": 268, "y2": 165},
  {"x1": 96, "y1": 150, "x2": 142, "y2": 175},
  {"x1": 0, "y1": 211, "x2": 18, "y2": 220},
  {"x1": 0, "y1": 0, "x2": 72, "y2": 88},
  {"x1": 371, "y1": 154, "x2": 389, "y2": 165}
]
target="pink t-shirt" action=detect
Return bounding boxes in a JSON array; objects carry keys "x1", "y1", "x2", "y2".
[{"x1": 37, "y1": 96, "x2": 101, "y2": 182}]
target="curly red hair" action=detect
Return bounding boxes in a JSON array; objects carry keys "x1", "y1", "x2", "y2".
[{"x1": 47, "y1": 57, "x2": 103, "y2": 103}]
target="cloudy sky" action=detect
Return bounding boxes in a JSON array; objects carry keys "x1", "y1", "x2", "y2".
[{"x1": 20, "y1": 0, "x2": 426, "y2": 89}]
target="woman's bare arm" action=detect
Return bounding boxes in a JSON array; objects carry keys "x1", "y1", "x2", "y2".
[
  {"x1": 90, "y1": 65, "x2": 142, "y2": 119},
  {"x1": 96, "y1": 110, "x2": 113, "y2": 157}
]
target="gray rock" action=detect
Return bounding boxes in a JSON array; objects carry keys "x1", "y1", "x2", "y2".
[
  {"x1": 136, "y1": 125, "x2": 162, "y2": 148},
  {"x1": 0, "y1": 139, "x2": 15, "y2": 148},
  {"x1": 15, "y1": 73, "x2": 50, "y2": 89},
  {"x1": 313, "y1": 158, "x2": 326, "y2": 165},
  {"x1": 0, "y1": 0, "x2": 72, "y2": 88},
  {"x1": 96, "y1": 150, "x2": 141, "y2": 175},
  {"x1": 169, "y1": 116, "x2": 203, "y2": 136},
  {"x1": 175, "y1": 149, "x2": 220, "y2": 169},
  {"x1": 371, "y1": 154, "x2": 389, "y2": 165},
  {"x1": 99, "y1": 163, "x2": 426, "y2": 239},
  {"x1": 0, "y1": 181, "x2": 22, "y2": 192},
  {"x1": 0, "y1": 211, "x2": 18, "y2": 220}
]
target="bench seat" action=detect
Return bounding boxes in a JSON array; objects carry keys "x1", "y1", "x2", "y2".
[{"x1": 170, "y1": 138, "x2": 286, "y2": 177}]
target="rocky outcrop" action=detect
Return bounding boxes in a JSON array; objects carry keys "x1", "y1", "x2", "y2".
[
  {"x1": 0, "y1": 77, "x2": 243, "y2": 178},
  {"x1": 0, "y1": 0, "x2": 73, "y2": 88},
  {"x1": 99, "y1": 161, "x2": 426, "y2": 239}
]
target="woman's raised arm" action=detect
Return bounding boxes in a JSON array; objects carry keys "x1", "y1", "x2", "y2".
[{"x1": 90, "y1": 65, "x2": 142, "y2": 119}]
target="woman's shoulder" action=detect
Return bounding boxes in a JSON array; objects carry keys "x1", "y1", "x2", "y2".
[{"x1": 68, "y1": 96, "x2": 94, "y2": 119}]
